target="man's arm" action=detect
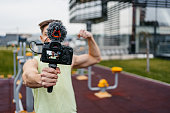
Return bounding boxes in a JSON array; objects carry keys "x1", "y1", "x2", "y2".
[
  {"x1": 71, "y1": 30, "x2": 101, "y2": 69},
  {"x1": 22, "y1": 59, "x2": 60, "y2": 88},
  {"x1": 22, "y1": 59, "x2": 42, "y2": 88}
]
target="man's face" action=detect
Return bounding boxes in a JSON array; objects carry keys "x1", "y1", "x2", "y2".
[{"x1": 40, "y1": 25, "x2": 51, "y2": 42}]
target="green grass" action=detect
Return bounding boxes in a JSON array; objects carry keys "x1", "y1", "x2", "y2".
[
  {"x1": 99, "y1": 58, "x2": 170, "y2": 83},
  {"x1": 0, "y1": 49, "x2": 14, "y2": 77},
  {"x1": 0, "y1": 49, "x2": 170, "y2": 83}
]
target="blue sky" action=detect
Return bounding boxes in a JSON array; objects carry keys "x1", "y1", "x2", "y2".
[{"x1": 0, "y1": 0, "x2": 85, "y2": 35}]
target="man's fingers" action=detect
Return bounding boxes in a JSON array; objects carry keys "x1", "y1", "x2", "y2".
[
  {"x1": 77, "y1": 34, "x2": 80, "y2": 38},
  {"x1": 42, "y1": 82, "x2": 56, "y2": 88},
  {"x1": 77, "y1": 30, "x2": 85, "y2": 38},
  {"x1": 41, "y1": 67, "x2": 60, "y2": 88},
  {"x1": 78, "y1": 30, "x2": 92, "y2": 39},
  {"x1": 41, "y1": 76, "x2": 57, "y2": 83},
  {"x1": 56, "y1": 67, "x2": 61, "y2": 74},
  {"x1": 79, "y1": 29, "x2": 84, "y2": 34},
  {"x1": 40, "y1": 73, "x2": 58, "y2": 88},
  {"x1": 41, "y1": 72, "x2": 58, "y2": 79},
  {"x1": 42, "y1": 67, "x2": 60, "y2": 74},
  {"x1": 42, "y1": 67, "x2": 57, "y2": 74}
]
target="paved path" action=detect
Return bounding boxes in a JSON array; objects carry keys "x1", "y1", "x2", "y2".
[{"x1": 72, "y1": 65, "x2": 170, "y2": 113}]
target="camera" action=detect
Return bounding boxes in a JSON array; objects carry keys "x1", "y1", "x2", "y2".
[
  {"x1": 29, "y1": 21, "x2": 73, "y2": 93},
  {"x1": 40, "y1": 21, "x2": 73, "y2": 65},
  {"x1": 40, "y1": 41, "x2": 73, "y2": 65}
]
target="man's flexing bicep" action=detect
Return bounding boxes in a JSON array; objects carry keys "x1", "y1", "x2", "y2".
[{"x1": 71, "y1": 54, "x2": 100, "y2": 69}]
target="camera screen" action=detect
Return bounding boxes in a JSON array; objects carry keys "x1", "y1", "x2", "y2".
[{"x1": 46, "y1": 50, "x2": 61, "y2": 60}]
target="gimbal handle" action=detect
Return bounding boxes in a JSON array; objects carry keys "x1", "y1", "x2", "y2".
[{"x1": 48, "y1": 64, "x2": 57, "y2": 93}]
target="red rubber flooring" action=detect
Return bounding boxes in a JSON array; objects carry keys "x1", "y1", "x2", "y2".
[
  {"x1": 0, "y1": 79, "x2": 26, "y2": 113},
  {"x1": 72, "y1": 65, "x2": 170, "y2": 113},
  {"x1": 0, "y1": 65, "x2": 170, "y2": 113}
]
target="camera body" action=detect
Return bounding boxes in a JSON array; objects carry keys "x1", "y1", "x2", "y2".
[
  {"x1": 40, "y1": 21, "x2": 73, "y2": 65},
  {"x1": 40, "y1": 41, "x2": 73, "y2": 65}
]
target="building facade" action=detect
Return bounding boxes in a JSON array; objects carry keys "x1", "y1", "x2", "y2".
[
  {"x1": 69, "y1": 0, "x2": 170, "y2": 57},
  {"x1": 0, "y1": 33, "x2": 31, "y2": 46}
]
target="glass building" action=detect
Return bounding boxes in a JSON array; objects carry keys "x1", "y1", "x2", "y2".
[{"x1": 69, "y1": 0, "x2": 170, "y2": 57}]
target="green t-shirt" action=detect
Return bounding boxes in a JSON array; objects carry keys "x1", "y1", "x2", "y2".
[{"x1": 32, "y1": 56, "x2": 77, "y2": 113}]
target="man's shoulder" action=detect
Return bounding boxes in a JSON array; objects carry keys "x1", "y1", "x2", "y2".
[{"x1": 34, "y1": 55, "x2": 41, "y2": 59}]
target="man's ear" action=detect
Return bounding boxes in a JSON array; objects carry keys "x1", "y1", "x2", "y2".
[{"x1": 40, "y1": 36, "x2": 43, "y2": 42}]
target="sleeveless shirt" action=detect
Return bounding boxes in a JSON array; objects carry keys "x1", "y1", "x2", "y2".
[{"x1": 32, "y1": 56, "x2": 77, "y2": 113}]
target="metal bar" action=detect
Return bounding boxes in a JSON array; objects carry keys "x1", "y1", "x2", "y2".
[
  {"x1": 107, "y1": 72, "x2": 119, "y2": 90},
  {"x1": 23, "y1": 42, "x2": 26, "y2": 61},
  {"x1": 87, "y1": 66, "x2": 100, "y2": 91},
  {"x1": 13, "y1": 65, "x2": 22, "y2": 103},
  {"x1": 16, "y1": 77, "x2": 23, "y2": 112},
  {"x1": 13, "y1": 49, "x2": 17, "y2": 78},
  {"x1": 26, "y1": 87, "x2": 34, "y2": 112}
]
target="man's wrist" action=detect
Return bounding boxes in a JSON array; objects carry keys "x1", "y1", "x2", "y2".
[
  {"x1": 24, "y1": 73, "x2": 42, "y2": 88},
  {"x1": 35, "y1": 74, "x2": 42, "y2": 86},
  {"x1": 87, "y1": 35, "x2": 95, "y2": 43}
]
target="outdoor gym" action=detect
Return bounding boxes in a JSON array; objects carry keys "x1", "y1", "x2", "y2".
[
  {"x1": 0, "y1": 0, "x2": 170, "y2": 113},
  {"x1": 0, "y1": 35, "x2": 170, "y2": 113}
]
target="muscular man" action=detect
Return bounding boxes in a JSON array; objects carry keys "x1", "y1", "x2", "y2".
[{"x1": 22, "y1": 19, "x2": 101, "y2": 113}]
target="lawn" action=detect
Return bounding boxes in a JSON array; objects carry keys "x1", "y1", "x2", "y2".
[
  {"x1": 99, "y1": 58, "x2": 170, "y2": 83},
  {"x1": 0, "y1": 49, "x2": 14, "y2": 77},
  {"x1": 0, "y1": 49, "x2": 170, "y2": 83}
]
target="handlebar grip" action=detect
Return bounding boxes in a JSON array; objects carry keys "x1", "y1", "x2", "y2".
[
  {"x1": 47, "y1": 86, "x2": 53, "y2": 93},
  {"x1": 47, "y1": 64, "x2": 57, "y2": 93}
]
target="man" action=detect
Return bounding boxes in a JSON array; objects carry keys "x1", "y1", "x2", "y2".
[{"x1": 22, "y1": 19, "x2": 101, "y2": 113}]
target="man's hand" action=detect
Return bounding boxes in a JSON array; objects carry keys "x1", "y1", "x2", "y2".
[
  {"x1": 77, "y1": 30, "x2": 93, "y2": 39},
  {"x1": 41, "y1": 67, "x2": 60, "y2": 88}
]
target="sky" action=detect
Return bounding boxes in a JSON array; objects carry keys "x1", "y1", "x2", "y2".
[{"x1": 0, "y1": 0, "x2": 85, "y2": 35}]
